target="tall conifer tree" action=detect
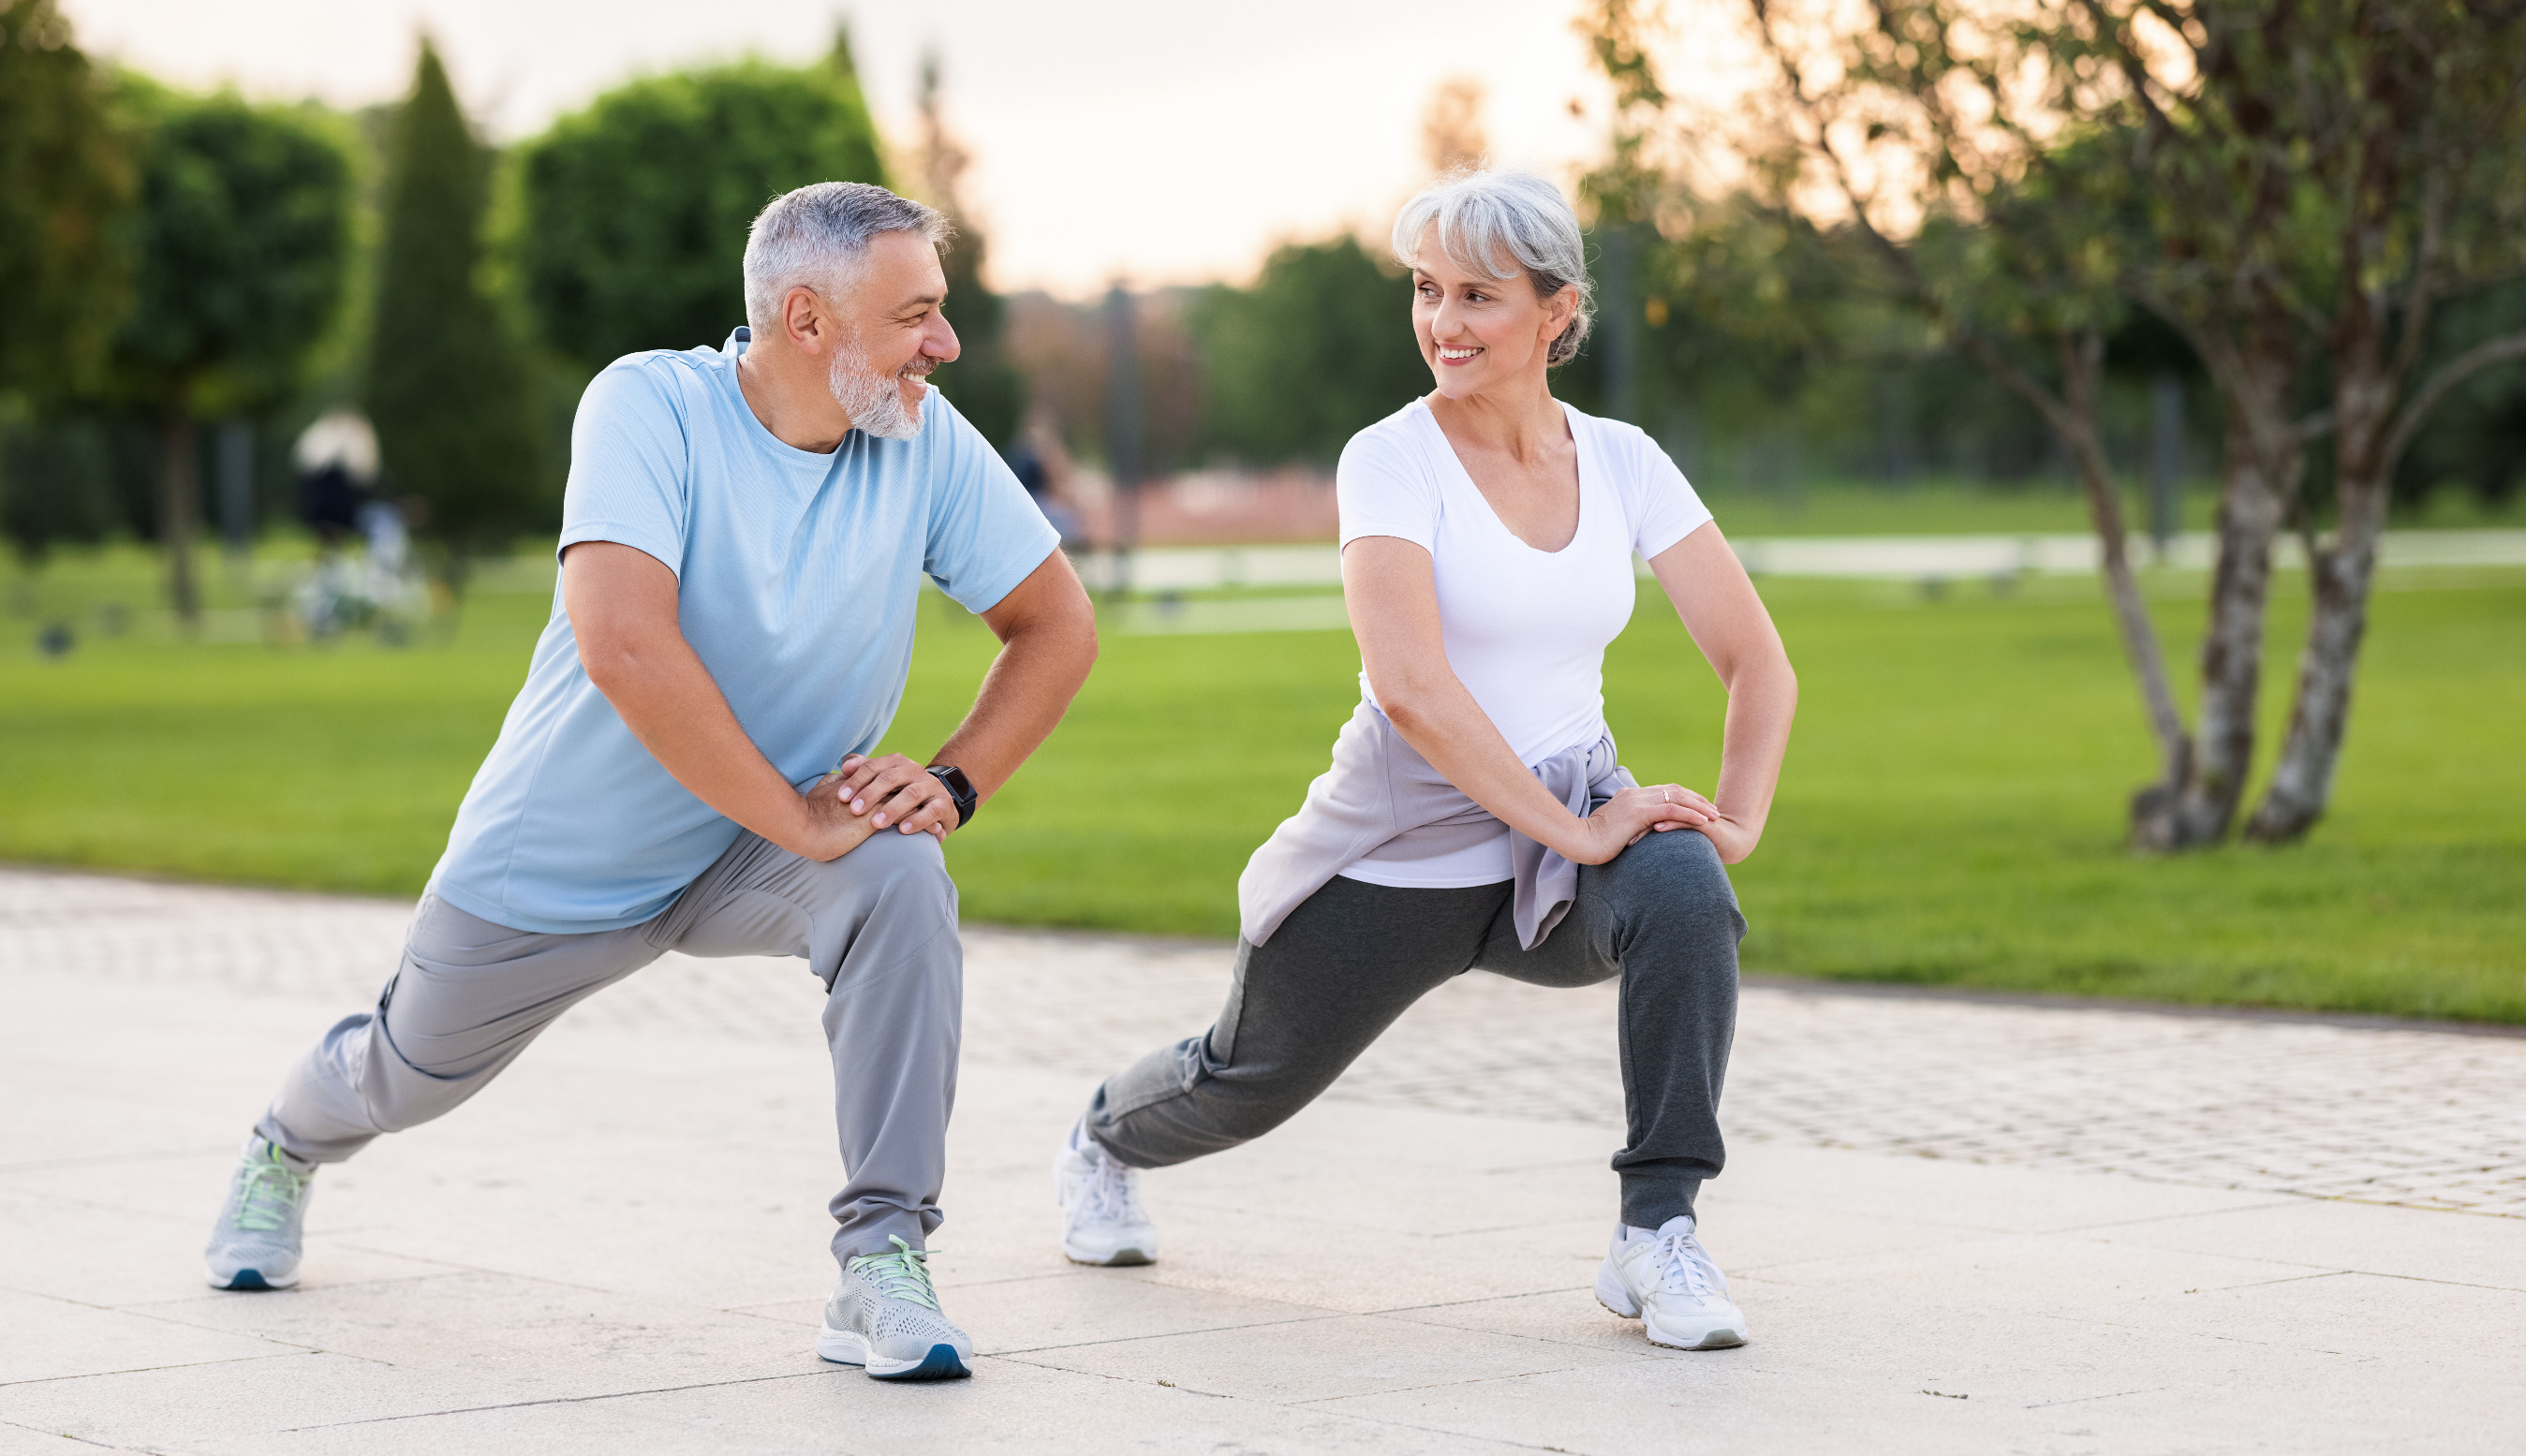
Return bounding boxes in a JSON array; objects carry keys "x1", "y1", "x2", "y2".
[{"x1": 366, "y1": 38, "x2": 545, "y2": 589}]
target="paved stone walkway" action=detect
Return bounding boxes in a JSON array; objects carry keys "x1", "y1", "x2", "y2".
[
  {"x1": 4, "y1": 867, "x2": 2522, "y2": 1453},
  {"x1": 15, "y1": 871, "x2": 2519, "y2": 1217}
]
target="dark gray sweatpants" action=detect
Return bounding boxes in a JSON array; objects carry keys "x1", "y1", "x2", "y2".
[
  {"x1": 256, "y1": 827, "x2": 962, "y2": 1265},
  {"x1": 1086, "y1": 825, "x2": 1744, "y2": 1228}
]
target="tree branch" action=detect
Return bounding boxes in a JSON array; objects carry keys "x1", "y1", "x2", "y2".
[{"x1": 2383, "y1": 331, "x2": 2526, "y2": 466}]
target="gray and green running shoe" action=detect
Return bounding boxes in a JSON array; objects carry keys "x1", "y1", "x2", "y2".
[
  {"x1": 204, "y1": 1136, "x2": 317, "y2": 1290},
  {"x1": 816, "y1": 1236, "x2": 972, "y2": 1379}
]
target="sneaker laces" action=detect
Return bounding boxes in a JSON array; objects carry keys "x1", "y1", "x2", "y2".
[
  {"x1": 1083, "y1": 1150, "x2": 1147, "y2": 1227},
  {"x1": 1650, "y1": 1228, "x2": 1722, "y2": 1299},
  {"x1": 231, "y1": 1154, "x2": 310, "y2": 1234},
  {"x1": 850, "y1": 1236, "x2": 942, "y2": 1312}
]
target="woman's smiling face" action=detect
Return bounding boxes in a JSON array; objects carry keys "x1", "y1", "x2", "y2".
[{"x1": 1409, "y1": 232, "x2": 1576, "y2": 401}]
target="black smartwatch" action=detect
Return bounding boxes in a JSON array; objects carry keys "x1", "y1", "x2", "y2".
[{"x1": 925, "y1": 765, "x2": 978, "y2": 829}]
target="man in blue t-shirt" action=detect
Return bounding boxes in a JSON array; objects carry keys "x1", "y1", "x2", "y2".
[{"x1": 202, "y1": 184, "x2": 1097, "y2": 1382}]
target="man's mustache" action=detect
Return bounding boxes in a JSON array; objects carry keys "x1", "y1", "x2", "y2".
[{"x1": 897, "y1": 355, "x2": 942, "y2": 379}]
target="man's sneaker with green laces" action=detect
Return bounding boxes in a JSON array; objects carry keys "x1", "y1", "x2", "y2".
[
  {"x1": 1595, "y1": 1213, "x2": 1749, "y2": 1350},
  {"x1": 205, "y1": 1136, "x2": 318, "y2": 1290},
  {"x1": 817, "y1": 1236, "x2": 972, "y2": 1379}
]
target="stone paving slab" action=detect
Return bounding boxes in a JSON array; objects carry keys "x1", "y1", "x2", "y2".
[
  {"x1": 10, "y1": 868, "x2": 2519, "y2": 1217},
  {"x1": 3, "y1": 867, "x2": 2523, "y2": 1453}
]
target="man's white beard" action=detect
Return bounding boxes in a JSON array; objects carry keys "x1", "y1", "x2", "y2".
[{"x1": 829, "y1": 343, "x2": 928, "y2": 441}]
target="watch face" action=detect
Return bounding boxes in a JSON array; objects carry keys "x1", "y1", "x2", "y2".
[{"x1": 930, "y1": 766, "x2": 976, "y2": 819}]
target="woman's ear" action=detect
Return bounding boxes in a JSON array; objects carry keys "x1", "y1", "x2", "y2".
[{"x1": 1542, "y1": 283, "x2": 1579, "y2": 345}]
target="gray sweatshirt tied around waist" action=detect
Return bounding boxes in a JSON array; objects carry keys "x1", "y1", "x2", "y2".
[{"x1": 1237, "y1": 700, "x2": 1637, "y2": 950}]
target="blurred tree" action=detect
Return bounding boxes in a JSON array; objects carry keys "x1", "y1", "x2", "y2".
[
  {"x1": 0, "y1": 0, "x2": 136, "y2": 571},
  {"x1": 2013, "y1": 1, "x2": 2526, "y2": 845},
  {"x1": 1189, "y1": 237, "x2": 1425, "y2": 466},
  {"x1": 0, "y1": 0, "x2": 133, "y2": 398},
  {"x1": 0, "y1": 417, "x2": 116, "y2": 567},
  {"x1": 366, "y1": 38, "x2": 548, "y2": 590},
  {"x1": 104, "y1": 80, "x2": 354, "y2": 625},
  {"x1": 913, "y1": 50, "x2": 1025, "y2": 449},
  {"x1": 1700, "y1": 0, "x2": 2191, "y2": 831},
  {"x1": 1422, "y1": 78, "x2": 1488, "y2": 175},
  {"x1": 2394, "y1": 276, "x2": 2526, "y2": 509},
  {"x1": 1706, "y1": 0, "x2": 2526, "y2": 847},
  {"x1": 517, "y1": 37, "x2": 888, "y2": 372}
]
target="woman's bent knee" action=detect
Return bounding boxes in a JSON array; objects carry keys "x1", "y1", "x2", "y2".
[{"x1": 1607, "y1": 830, "x2": 1745, "y2": 944}]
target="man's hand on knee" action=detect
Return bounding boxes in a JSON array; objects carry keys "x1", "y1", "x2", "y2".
[
  {"x1": 790, "y1": 776, "x2": 888, "y2": 861},
  {"x1": 825, "y1": 754, "x2": 958, "y2": 843}
]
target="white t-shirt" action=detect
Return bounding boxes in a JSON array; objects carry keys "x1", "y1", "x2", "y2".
[{"x1": 1334, "y1": 397, "x2": 1713, "y2": 888}]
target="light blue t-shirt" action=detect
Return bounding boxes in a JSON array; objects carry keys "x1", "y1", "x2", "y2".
[{"x1": 425, "y1": 333, "x2": 1060, "y2": 934}]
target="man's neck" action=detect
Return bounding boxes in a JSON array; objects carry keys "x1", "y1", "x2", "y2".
[{"x1": 735, "y1": 347, "x2": 854, "y2": 454}]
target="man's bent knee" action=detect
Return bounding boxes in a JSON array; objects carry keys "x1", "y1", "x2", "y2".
[
  {"x1": 802, "y1": 831, "x2": 960, "y2": 993},
  {"x1": 823, "y1": 829, "x2": 954, "y2": 904}
]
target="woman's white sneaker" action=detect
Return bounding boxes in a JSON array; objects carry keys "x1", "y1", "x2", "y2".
[
  {"x1": 1055, "y1": 1123, "x2": 1157, "y2": 1266},
  {"x1": 1596, "y1": 1214, "x2": 1748, "y2": 1350}
]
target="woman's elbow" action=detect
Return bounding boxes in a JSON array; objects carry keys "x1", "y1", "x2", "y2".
[{"x1": 1375, "y1": 686, "x2": 1436, "y2": 735}]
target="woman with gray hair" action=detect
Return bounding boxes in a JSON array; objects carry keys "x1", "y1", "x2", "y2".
[{"x1": 1056, "y1": 169, "x2": 1796, "y2": 1351}]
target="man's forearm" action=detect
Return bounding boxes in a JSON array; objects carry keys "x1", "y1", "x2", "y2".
[
  {"x1": 926, "y1": 552, "x2": 1099, "y2": 802},
  {"x1": 564, "y1": 540, "x2": 863, "y2": 860},
  {"x1": 930, "y1": 614, "x2": 1097, "y2": 800},
  {"x1": 587, "y1": 629, "x2": 848, "y2": 856}
]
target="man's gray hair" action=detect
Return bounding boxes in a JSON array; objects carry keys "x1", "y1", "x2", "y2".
[
  {"x1": 1390, "y1": 169, "x2": 1594, "y2": 367},
  {"x1": 743, "y1": 182, "x2": 952, "y2": 334}
]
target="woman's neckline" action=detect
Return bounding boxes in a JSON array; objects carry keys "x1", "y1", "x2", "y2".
[{"x1": 1417, "y1": 397, "x2": 1588, "y2": 556}]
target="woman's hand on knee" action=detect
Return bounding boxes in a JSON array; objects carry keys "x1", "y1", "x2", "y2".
[
  {"x1": 1689, "y1": 811, "x2": 1761, "y2": 864},
  {"x1": 1566, "y1": 784, "x2": 1710, "y2": 864},
  {"x1": 1623, "y1": 782, "x2": 1762, "y2": 864}
]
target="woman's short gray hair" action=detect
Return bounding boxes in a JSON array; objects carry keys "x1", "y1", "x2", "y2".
[
  {"x1": 1390, "y1": 169, "x2": 1595, "y2": 367},
  {"x1": 743, "y1": 182, "x2": 951, "y2": 333}
]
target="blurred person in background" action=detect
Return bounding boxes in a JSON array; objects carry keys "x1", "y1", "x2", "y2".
[
  {"x1": 290, "y1": 409, "x2": 424, "y2": 640},
  {"x1": 1007, "y1": 404, "x2": 1086, "y2": 550},
  {"x1": 292, "y1": 408, "x2": 378, "y2": 551},
  {"x1": 1056, "y1": 169, "x2": 1795, "y2": 1353},
  {"x1": 205, "y1": 182, "x2": 1098, "y2": 1382}
]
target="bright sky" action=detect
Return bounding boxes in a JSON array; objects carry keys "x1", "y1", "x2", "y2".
[{"x1": 62, "y1": 0, "x2": 1623, "y2": 298}]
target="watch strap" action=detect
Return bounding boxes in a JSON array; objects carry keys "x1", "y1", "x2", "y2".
[{"x1": 925, "y1": 765, "x2": 977, "y2": 828}]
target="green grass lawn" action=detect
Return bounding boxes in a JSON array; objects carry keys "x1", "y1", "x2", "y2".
[
  {"x1": 5, "y1": 544, "x2": 2521, "y2": 1021},
  {"x1": 1691, "y1": 476, "x2": 2524, "y2": 537}
]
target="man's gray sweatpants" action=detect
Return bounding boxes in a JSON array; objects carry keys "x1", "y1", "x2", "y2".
[
  {"x1": 1086, "y1": 825, "x2": 1744, "y2": 1229},
  {"x1": 257, "y1": 828, "x2": 961, "y2": 1265}
]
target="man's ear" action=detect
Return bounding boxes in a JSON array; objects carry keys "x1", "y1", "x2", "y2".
[{"x1": 782, "y1": 286, "x2": 831, "y2": 355}]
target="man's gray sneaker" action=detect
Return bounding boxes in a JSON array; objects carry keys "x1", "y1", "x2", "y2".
[
  {"x1": 816, "y1": 1236, "x2": 972, "y2": 1379},
  {"x1": 205, "y1": 1136, "x2": 317, "y2": 1290}
]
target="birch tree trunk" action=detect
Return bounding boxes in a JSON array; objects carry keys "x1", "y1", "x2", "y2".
[
  {"x1": 2048, "y1": 333, "x2": 2194, "y2": 808},
  {"x1": 2244, "y1": 490, "x2": 2383, "y2": 843},
  {"x1": 2133, "y1": 339, "x2": 2299, "y2": 850}
]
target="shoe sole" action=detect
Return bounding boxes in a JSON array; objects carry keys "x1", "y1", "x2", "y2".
[
  {"x1": 1594, "y1": 1269, "x2": 1746, "y2": 1350},
  {"x1": 1061, "y1": 1241, "x2": 1154, "y2": 1267},
  {"x1": 207, "y1": 1267, "x2": 298, "y2": 1291},
  {"x1": 816, "y1": 1325, "x2": 970, "y2": 1380}
]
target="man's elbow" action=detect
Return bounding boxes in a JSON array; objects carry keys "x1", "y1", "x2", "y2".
[
  {"x1": 575, "y1": 634, "x2": 643, "y2": 696},
  {"x1": 1041, "y1": 593, "x2": 1101, "y2": 672}
]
